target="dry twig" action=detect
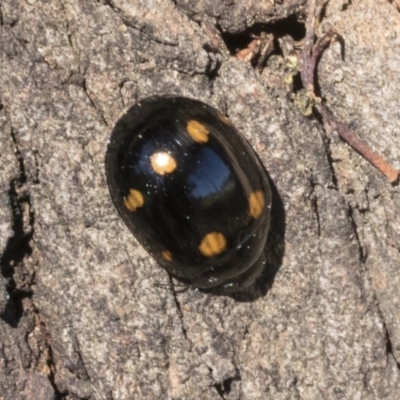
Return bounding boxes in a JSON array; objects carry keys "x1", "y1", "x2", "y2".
[{"x1": 300, "y1": 0, "x2": 399, "y2": 183}]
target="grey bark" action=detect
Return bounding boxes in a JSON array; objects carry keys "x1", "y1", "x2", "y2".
[{"x1": 1, "y1": 0, "x2": 399, "y2": 399}]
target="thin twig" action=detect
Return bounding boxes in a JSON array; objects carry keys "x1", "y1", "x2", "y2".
[
  {"x1": 316, "y1": 104, "x2": 399, "y2": 182},
  {"x1": 299, "y1": 0, "x2": 399, "y2": 183}
]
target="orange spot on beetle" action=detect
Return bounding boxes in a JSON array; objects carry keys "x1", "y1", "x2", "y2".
[
  {"x1": 186, "y1": 120, "x2": 210, "y2": 143},
  {"x1": 218, "y1": 113, "x2": 232, "y2": 126},
  {"x1": 161, "y1": 250, "x2": 172, "y2": 261},
  {"x1": 124, "y1": 189, "x2": 144, "y2": 211},
  {"x1": 199, "y1": 232, "x2": 227, "y2": 257},
  {"x1": 150, "y1": 152, "x2": 177, "y2": 175},
  {"x1": 248, "y1": 190, "x2": 265, "y2": 219}
]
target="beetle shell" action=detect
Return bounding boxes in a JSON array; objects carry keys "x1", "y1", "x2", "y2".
[{"x1": 105, "y1": 96, "x2": 271, "y2": 289}]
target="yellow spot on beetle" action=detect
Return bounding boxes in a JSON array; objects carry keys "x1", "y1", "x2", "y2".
[
  {"x1": 186, "y1": 120, "x2": 209, "y2": 143},
  {"x1": 124, "y1": 189, "x2": 144, "y2": 212},
  {"x1": 248, "y1": 190, "x2": 265, "y2": 219},
  {"x1": 161, "y1": 250, "x2": 172, "y2": 261},
  {"x1": 150, "y1": 151, "x2": 177, "y2": 175},
  {"x1": 199, "y1": 232, "x2": 227, "y2": 257}
]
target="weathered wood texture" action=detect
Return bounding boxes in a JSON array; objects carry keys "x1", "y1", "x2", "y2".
[{"x1": 1, "y1": 0, "x2": 399, "y2": 399}]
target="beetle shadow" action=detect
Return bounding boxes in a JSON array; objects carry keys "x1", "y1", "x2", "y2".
[{"x1": 198, "y1": 173, "x2": 286, "y2": 302}]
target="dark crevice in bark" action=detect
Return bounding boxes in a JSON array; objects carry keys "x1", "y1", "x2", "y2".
[
  {"x1": 0, "y1": 111, "x2": 66, "y2": 397},
  {"x1": 310, "y1": 184, "x2": 322, "y2": 238},
  {"x1": 39, "y1": 317, "x2": 69, "y2": 399},
  {"x1": 369, "y1": 278, "x2": 400, "y2": 370},
  {"x1": 0, "y1": 128, "x2": 34, "y2": 328},
  {"x1": 386, "y1": 328, "x2": 400, "y2": 369},
  {"x1": 208, "y1": 362, "x2": 241, "y2": 400},
  {"x1": 388, "y1": 0, "x2": 400, "y2": 13},
  {"x1": 121, "y1": 17, "x2": 179, "y2": 47},
  {"x1": 342, "y1": 0, "x2": 353, "y2": 11},
  {"x1": 169, "y1": 275, "x2": 188, "y2": 341},
  {"x1": 38, "y1": 319, "x2": 93, "y2": 398},
  {"x1": 58, "y1": 0, "x2": 75, "y2": 58},
  {"x1": 97, "y1": 0, "x2": 119, "y2": 12},
  {"x1": 81, "y1": 79, "x2": 109, "y2": 127},
  {"x1": 347, "y1": 207, "x2": 366, "y2": 264},
  {"x1": 375, "y1": 300, "x2": 400, "y2": 370},
  {"x1": 310, "y1": 111, "x2": 340, "y2": 190},
  {"x1": 213, "y1": 373, "x2": 241, "y2": 399},
  {"x1": 32, "y1": 150, "x2": 40, "y2": 185},
  {"x1": 219, "y1": 14, "x2": 305, "y2": 67},
  {"x1": 323, "y1": 141, "x2": 339, "y2": 188},
  {"x1": 203, "y1": 44, "x2": 221, "y2": 83},
  {"x1": 70, "y1": 330, "x2": 91, "y2": 383}
]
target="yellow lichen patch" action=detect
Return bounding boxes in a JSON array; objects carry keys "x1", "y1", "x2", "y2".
[
  {"x1": 150, "y1": 151, "x2": 177, "y2": 175},
  {"x1": 124, "y1": 189, "x2": 144, "y2": 212},
  {"x1": 199, "y1": 232, "x2": 227, "y2": 257},
  {"x1": 248, "y1": 190, "x2": 265, "y2": 219},
  {"x1": 186, "y1": 120, "x2": 210, "y2": 143},
  {"x1": 294, "y1": 89, "x2": 315, "y2": 117},
  {"x1": 161, "y1": 250, "x2": 172, "y2": 262}
]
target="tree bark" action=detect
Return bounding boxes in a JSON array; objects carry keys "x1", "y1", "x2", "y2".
[{"x1": 1, "y1": 0, "x2": 399, "y2": 399}]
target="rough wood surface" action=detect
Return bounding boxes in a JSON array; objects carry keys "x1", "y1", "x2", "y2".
[{"x1": 1, "y1": 0, "x2": 399, "y2": 399}]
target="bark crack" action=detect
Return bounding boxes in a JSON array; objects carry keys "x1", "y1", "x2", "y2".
[
  {"x1": 169, "y1": 276, "x2": 189, "y2": 342},
  {"x1": 0, "y1": 126, "x2": 34, "y2": 327}
]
